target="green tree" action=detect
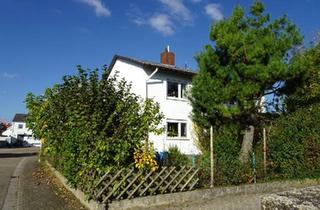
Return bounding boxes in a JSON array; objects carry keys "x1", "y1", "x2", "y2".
[
  {"x1": 285, "y1": 40, "x2": 320, "y2": 111},
  {"x1": 190, "y1": 1, "x2": 302, "y2": 162}
]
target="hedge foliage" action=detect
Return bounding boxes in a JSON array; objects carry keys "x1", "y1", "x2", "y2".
[
  {"x1": 268, "y1": 103, "x2": 320, "y2": 179},
  {"x1": 25, "y1": 66, "x2": 163, "y2": 188},
  {"x1": 165, "y1": 146, "x2": 191, "y2": 167},
  {"x1": 196, "y1": 124, "x2": 255, "y2": 186}
]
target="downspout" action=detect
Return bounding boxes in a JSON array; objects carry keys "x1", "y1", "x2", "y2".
[
  {"x1": 145, "y1": 67, "x2": 158, "y2": 99},
  {"x1": 145, "y1": 67, "x2": 166, "y2": 153}
]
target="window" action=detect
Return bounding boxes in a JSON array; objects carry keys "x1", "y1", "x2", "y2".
[
  {"x1": 180, "y1": 123, "x2": 187, "y2": 137},
  {"x1": 18, "y1": 124, "x2": 23, "y2": 129},
  {"x1": 181, "y1": 84, "x2": 187, "y2": 99},
  {"x1": 167, "y1": 81, "x2": 187, "y2": 99},
  {"x1": 167, "y1": 121, "x2": 187, "y2": 138},
  {"x1": 167, "y1": 122, "x2": 179, "y2": 137},
  {"x1": 167, "y1": 81, "x2": 178, "y2": 97}
]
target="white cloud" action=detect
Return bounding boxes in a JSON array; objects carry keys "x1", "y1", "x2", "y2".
[
  {"x1": 128, "y1": 1, "x2": 193, "y2": 36},
  {"x1": 133, "y1": 18, "x2": 146, "y2": 26},
  {"x1": 77, "y1": 0, "x2": 111, "y2": 17},
  {"x1": 149, "y1": 14, "x2": 174, "y2": 36},
  {"x1": 127, "y1": 5, "x2": 147, "y2": 26},
  {"x1": 205, "y1": 3, "x2": 223, "y2": 21},
  {"x1": 158, "y1": 0, "x2": 192, "y2": 22},
  {"x1": 2, "y1": 72, "x2": 18, "y2": 79}
]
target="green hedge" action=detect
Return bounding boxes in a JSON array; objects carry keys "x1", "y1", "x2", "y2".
[
  {"x1": 26, "y1": 66, "x2": 163, "y2": 190},
  {"x1": 268, "y1": 104, "x2": 320, "y2": 179},
  {"x1": 197, "y1": 124, "x2": 253, "y2": 186}
]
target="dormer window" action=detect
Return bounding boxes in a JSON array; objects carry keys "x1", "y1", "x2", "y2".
[
  {"x1": 18, "y1": 124, "x2": 23, "y2": 129},
  {"x1": 167, "y1": 81, "x2": 187, "y2": 99}
]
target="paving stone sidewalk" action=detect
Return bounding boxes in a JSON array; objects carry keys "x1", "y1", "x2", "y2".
[
  {"x1": 261, "y1": 185, "x2": 320, "y2": 210},
  {"x1": 18, "y1": 155, "x2": 87, "y2": 210}
]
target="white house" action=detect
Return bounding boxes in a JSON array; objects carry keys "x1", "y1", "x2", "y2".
[
  {"x1": 108, "y1": 47, "x2": 199, "y2": 155},
  {"x1": 3, "y1": 113, "x2": 41, "y2": 147}
]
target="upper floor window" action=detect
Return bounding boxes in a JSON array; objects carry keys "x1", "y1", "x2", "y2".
[
  {"x1": 181, "y1": 84, "x2": 187, "y2": 99},
  {"x1": 18, "y1": 124, "x2": 23, "y2": 129},
  {"x1": 167, "y1": 81, "x2": 178, "y2": 97},
  {"x1": 167, "y1": 81, "x2": 187, "y2": 99}
]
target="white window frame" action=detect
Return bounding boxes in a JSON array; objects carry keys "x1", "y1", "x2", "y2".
[
  {"x1": 166, "y1": 80, "x2": 188, "y2": 101},
  {"x1": 166, "y1": 120, "x2": 188, "y2": 140}
]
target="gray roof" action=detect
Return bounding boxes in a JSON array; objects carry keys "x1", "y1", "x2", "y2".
[
  {"x1": 109, "y1": 55, "x2": 197, "y2": 77},
  {"x1": 12, "y1": 114, "x2": 28, "y2": 122}
]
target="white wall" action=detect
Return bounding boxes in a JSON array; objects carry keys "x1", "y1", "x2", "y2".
[
  {"x1": 109, "y1": 59, "x2": 148, "y2": 97},
  {"x1": 11, "y1": 122, "x2": 32, "y2": 138},
  {"x1": 109, "y1": 59, "x2": 199, "y2": 155},
  {"x1": 146, "y1": 69, "x2": 199, "y2": 154},
  {"x1": 4, "y1": 122, "x2": 40, "y2": 146}
]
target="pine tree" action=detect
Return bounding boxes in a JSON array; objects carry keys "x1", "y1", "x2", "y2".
[{"x1": 190, "y1": 1, "x2": 302, "y2": 162}]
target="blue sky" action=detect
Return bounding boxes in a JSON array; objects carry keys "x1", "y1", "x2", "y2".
[{"x1": 0, "y1": 0, "x2": 319, "y2": 121}]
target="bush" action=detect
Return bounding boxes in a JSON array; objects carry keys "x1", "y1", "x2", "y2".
[
  {"x1": 268, "y1": 103, "x2": 320, "y2": 179},
  {"x1": 26, "y1": 66, "x2": 163, "y2": 190},
  {"x1": 196, "y1": 124, "x2": 253, "y2": 186},
  {"x1": 165, "y1": 146, "x2": 191, "y2": 167}
]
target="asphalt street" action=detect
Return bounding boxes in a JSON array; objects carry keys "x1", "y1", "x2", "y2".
[
  {"x1": 0, "y1": 147, "x2": 86, "y2": 210},
  {"x1": 0, "y1": 147, "x2": 39, "y2": 209}
]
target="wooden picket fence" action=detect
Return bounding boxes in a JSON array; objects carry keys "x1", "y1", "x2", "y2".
[{"x1": 92, "y1": 166, "x2": 199, "y2": 203}]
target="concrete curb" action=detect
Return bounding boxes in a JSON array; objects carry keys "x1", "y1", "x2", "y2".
[
  {"x1": 108, "y1": 178, "x2": 320, "y2": 210},
  {"x1": 45, "y1": 161, "x2": 106, "y2": 210}
]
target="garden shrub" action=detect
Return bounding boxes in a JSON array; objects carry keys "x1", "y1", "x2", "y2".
[
  {"x1": 268, "y1": 103, "x2": 320, "y2": 179},
  {"x1": 165, "y1": 146, "x2": 191, "y2": 167},
  {"x1": 25, "y1": 66, "x2": 163, "y2": 191},
  {"x1": 213, "y1": 124, "x2": 252, "y2": 185},
  {"x1": 196, "y1": 124, "x2": 253, "y2": 186}
]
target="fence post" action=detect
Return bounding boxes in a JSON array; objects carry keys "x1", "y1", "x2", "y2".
[
  {"x1": 210, "y1": 125, "x2": 214, "y2": 188},
  {"x1": 263, "y1": 127, "x2": 267, "y2": 175}
]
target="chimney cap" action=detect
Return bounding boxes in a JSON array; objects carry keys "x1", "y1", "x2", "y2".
[{"x1": 166, "y1": 45, "x2": 170, "y2": 52}]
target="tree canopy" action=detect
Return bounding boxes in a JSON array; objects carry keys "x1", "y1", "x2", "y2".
[
  {"x1": 285, "y1": 40, "x2": 320, "y2": 111},
  {"x1": 190, "y1": 1, "x2": 303, "y2": 130}
]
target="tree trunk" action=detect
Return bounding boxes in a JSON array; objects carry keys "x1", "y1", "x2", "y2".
[{"x1": 240, "y1": 125, "x2": 254, "y2": 164}]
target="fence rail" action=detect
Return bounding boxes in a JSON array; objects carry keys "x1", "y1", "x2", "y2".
[{"x1": 93, "y1": 166, "x2": 199, "y2": 203}]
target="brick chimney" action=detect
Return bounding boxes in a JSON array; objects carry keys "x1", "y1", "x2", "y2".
[{"x1": 160, "y1": 46, "x2": 175, "y2": 65}]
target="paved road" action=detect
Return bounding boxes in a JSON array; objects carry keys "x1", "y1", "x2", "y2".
[
  {"x1": 0, "y1": 147, "x2": 86, "y2": 210},
  {"x1": 0, "y1": 147, "x2": 39, "y2": 209}
]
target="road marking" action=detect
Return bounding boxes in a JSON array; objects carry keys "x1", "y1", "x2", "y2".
[{"x1": 2, "y1": 157, "x2": 26, "y2": 210}]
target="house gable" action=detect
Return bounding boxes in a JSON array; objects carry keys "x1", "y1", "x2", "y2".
[{"x1": 107, "y1": 50, "x2": 199, "y2": 154}]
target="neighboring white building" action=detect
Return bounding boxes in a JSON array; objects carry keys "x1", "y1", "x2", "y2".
[
  {"x1": 108, "y1": 47, "x2": 199, "y2": 154},
  {"x1": 3, "y1": 114, "x2": 41, "y2": 147}
]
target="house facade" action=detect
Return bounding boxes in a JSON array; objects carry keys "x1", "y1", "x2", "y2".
[
  {"x1": 108, "y1": 47, "x2": 199, "y2": 154},
  {"x1": 3, "y1": 114, "x2": 41, "y2": 147}
]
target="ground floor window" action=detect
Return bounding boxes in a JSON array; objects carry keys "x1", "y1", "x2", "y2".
[{"x1": 167, "y1": 121, "x2": 187, "y2": 138}]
